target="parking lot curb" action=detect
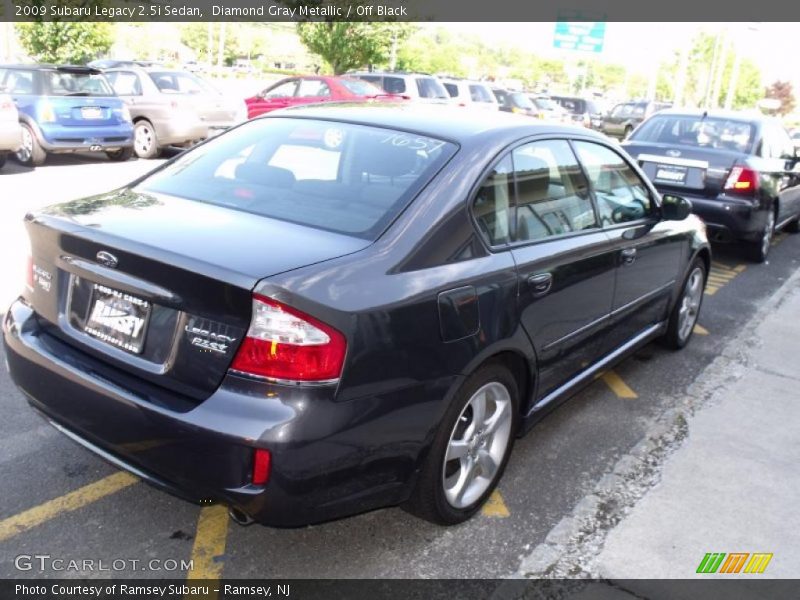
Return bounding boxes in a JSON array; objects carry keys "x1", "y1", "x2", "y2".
[{"x1": 504, "y1": 265, "x2": 800, "y2": 583}]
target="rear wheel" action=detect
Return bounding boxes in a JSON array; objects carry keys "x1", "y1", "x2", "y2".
[
  {"x1": 133, "y1": 120, "x2": 160, "y2": 159},
  {"x1": 404, "y1": 362, "x2": 519, "y2": 525},
  {"x1": 0, "y1": 152, "x2": 6, "y2": 169},
  {"x1": 748, "y1": 209, "x2": 775, "y2": 263},
  {"x1": 15, "y1": 123, "x2": 46, "y2": 167},
  {"x1": 661, "y1": 258, "x2": 706, "y2": 349},
  {"x1": 106, "y1": 147, "x2": 133, "y2": 162}
]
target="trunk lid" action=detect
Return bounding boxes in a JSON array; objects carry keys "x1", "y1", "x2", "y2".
[
  {"x1": 48, "y1": 95, "x2": 126, "y2": 128},
  {"x1": 25, "y1": 189, "x2": 369, "y2": 401},
  {"x1": 623, "y1": 141, "x2": 746, "y2": 197}
]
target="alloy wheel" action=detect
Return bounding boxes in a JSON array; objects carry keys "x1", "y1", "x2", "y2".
[
  {"x1": 442, "y1": 381, "x2": 513, "y2": 509},
  {"x1": 761, "y1": 211, "x2": 775, "y2": 259},
  {"x1": 16, "y1": 126, "x2": 32, "y2": 163},
  {"x1": 134, "y1": 124, "x2": 154, "y2": 156},
  {"x1": 678, "y1": 267, "x2": 704, "y2": 342}
]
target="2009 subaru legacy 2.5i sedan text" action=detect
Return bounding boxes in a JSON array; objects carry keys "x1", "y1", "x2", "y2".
[{"x1": 3, "y1": 105, "x2": 710, "y2": 527}]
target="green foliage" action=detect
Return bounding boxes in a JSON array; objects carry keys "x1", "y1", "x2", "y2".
[
  {"x1": 297, "y1": 22, "x2": 410, "y2": 75},
  {"x1": 15, "y1": 22, "x2": 113, "y2": 64}
]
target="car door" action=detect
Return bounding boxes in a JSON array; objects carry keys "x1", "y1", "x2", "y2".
[
  {"x1": 250, "y1": 79, "x2": 299, "y2": 117},
  {"x1": 572, "y1": 140, "x2": 685, "y2": 353},
  {"x1": 105, "y1": 70, "x2": 146, "y2": 118},
  {"x1": 501, "y1": 139, "x2": 617, "y2": 401},
  {"x1": 760, "y1": 123, "x2": 800, "y2": 226}
]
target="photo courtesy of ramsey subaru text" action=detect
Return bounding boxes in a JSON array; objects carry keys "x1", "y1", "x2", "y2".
[{"x1": 3, "y1": 105, "x2": 710, "y2": 527}]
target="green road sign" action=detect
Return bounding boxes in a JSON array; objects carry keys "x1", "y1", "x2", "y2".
[{"x1": 553, "y1": 21, "x2": 606, "y2": 53}]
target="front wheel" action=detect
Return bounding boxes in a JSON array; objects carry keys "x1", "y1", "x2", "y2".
[
  {"x1": 404, "y1": 362, "x2": 519, "y2": 525},
  {"x1": 661, "y1": 258, "x2": 706, "y2": 349}
]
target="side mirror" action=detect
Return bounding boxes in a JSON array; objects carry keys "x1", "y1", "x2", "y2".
[{"x1": 661, "y1": 194, "x2": 692, "y2": 221}]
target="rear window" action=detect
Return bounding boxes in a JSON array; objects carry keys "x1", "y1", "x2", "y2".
[
  {"x1": 468, "y1": 84, "x2": 493, "y2": 103},
  {"x1": 444, "y1": 82, "x2": 460, "y2": 98},
  {"x1": 149, "y1": 71, "x2": 217, "y2": 94},
  {"x1": 509, "y1": 93, "x2": 534, "y2": 109},
  {"x1": 45, "y1": 71, "x2": 113, "y2": 96},
  {"x1": 554, "y1": 97, "x2": 585, "y2": 114},
  {"x1": 382, "y1": 77, "x2": 406, "y2": 94},
  {"x1": 631, "y1": 115, "x2": 755, "y2": 153},
  {"x1": 136, "y1": 118, "x2": 457, "y2": 240},
  {"x1": 339, "y1": 79, "x2": 384, "y2": 96},
  {"x1": 2, "y1": 69, "x2": 35, "y2": 94},
  {"x1": 416, "y1": 77, "x2": 449, "y2": 99}
]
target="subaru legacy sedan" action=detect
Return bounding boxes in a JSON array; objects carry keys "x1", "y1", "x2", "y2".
[{"x1": 3, "y1": 106, "x2": 709, "y2": 527}]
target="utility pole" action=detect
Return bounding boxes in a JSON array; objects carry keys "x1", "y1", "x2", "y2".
[
  {"x1": 710, "y1": 28, "x2": 728, "y2": 109},
  {"x1": 704, "y1": 28, "x2": 723, "y2": 109},
  {"x1": 724, "y1": 23, "x2": 758, "y2": 110}
]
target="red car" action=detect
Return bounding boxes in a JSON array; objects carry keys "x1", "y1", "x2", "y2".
[{"x1": 245, "y1": 76, "x2": 401, "y2": 119}]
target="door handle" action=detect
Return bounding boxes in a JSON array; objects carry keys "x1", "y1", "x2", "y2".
[
  {"x1": 528, "y1": 273, "x2": 553, "y2": 297},
  {"x1": 620, "y1": 247, "x2": 638, "y2": 265}
]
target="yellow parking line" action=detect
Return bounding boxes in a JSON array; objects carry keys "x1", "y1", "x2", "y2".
[
  {"x1": 734, "y1": 264, "x2": 747, "y2": 273},
  {"x1": 601, "y1": 371, "x2": 638, "y2": 399},
  {"x1": 482, "y1": 490, "x2": 510, "y2": 517},
  {"x1": 0, "y1": 472, "x2": 138, "y2": 542},
  {"x1": 708, "y1": 270, "x2": 736, "y2": 280},
  {"x1": 186, "y1": 505, "x2": 229, "y2": 586},
  {"x1": 693, "y1": 324, "x2": 709, "y2": 336}
]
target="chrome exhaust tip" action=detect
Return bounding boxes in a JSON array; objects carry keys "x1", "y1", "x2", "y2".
[{"x1": 228, "y1": 506, "x2": 255, "y2": 526}]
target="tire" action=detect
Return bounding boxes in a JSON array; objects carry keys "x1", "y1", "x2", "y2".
[
  {"x1": 15, "y1": 123, "x2": 46, "y2": 166},
  {"x1": 747, "y1": 209, "x2": 775, "y2": 263},
  {"x1": 786, "y1": 217, "x2": 800, "y2": 234},
  {"x1": 661, "y1": 258, "x2": 706, "y2": 350},
  {"x1": 404, "y1": 362, "x2": 520, "y2": 525},
  {"x1": 105, "y1": 147, "x2": 133, "y2": 162},
  {"x1": 0, "y1": 152, "x2": 6, "y2": 169},
  {"x1": 133, "y1": 120, "x2": 161, "y2": 159}
]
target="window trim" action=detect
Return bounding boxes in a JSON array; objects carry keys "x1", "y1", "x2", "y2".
[
  {"x1": 467, "y1": 134, "x2": 607, "y2": 252},
  {"x1": 569, "y1": 138, "x2": 661, "y2": 231}
]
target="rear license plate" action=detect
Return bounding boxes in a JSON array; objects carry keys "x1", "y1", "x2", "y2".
[
  {"x1": 81, "y1": 107, "x2": 103, "y2": 119},
  {"x1": 84, "y1": 284, "x2": 150, "y2": 354},
  {"x1": 655, "y1": 165, "x2": 688, "y2": 184}
]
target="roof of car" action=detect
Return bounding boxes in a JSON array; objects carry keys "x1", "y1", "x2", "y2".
[
  {"x1": 1, "y1": 64, "x2": 102, "y2": 74},
  {"x1": 648, "y1": 108, "x2": 770, "y2": 123},
  {"x1": 263, "y1": 103, "x2": 604, "y2": 144}
]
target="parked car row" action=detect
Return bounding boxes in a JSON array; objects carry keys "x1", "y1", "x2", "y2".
[{"x1": 0, "y1": 61, "x2": 246, "y2": 168}]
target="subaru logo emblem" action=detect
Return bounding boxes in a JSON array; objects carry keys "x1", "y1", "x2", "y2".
[
  {"x1": 96, "y1": 251, "x2": 118, "y2": 269},
  {"x1": 666, "y1": 149, "x2": 682, "y2": 157}
]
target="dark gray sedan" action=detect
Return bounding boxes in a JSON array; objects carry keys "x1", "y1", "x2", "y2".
[{"x1": 3, "y1": 105, "x2": 709, "y2": 527}]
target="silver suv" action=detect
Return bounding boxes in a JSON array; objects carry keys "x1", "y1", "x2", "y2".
[
  {"x1": 104, "y1": 66, "x2": 246, "y2": 158},
  {"x1": 349, "y1": 72, "x2": 451, "y2": 104}
]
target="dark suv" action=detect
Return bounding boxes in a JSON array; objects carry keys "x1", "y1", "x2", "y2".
[
  {"x1": 603, "y1": 101, "x2": 671, "y2": 139},
  {"x1": 623, "y1": 110, "x2": 800, "y2": 261},
  {"x1": 550, "y1": 95, "x2": 603, "y2": 129}
]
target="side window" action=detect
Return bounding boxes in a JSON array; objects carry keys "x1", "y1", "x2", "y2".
[
  {"x1": 6, "y1": 70, "x2": 35, "y2": 94},
  {"x1": 473, "y1": 155, "x2": 513, "y2": 246},
  {"x1": 296, "y1": 79, "x2": 331, "y2": 97},
  {"x1": 494, "y1": 90, "x2": 508, "y2": 108},
  {"x1": 264, "y1": 80, "x2": 298, "y2": 98},
  {"x1": 383, "y1": 77, "x2": 406, "y2": 94},
  {"x1": 107, "y1": 71, "x2": 142, "y2": 96},
  {"x1": 573, "y1": 141, "x2": 654, "y2": 225},
  {"x1": 513, "y1": 140, "x2": 597, "y2": 242},
  {"x1": 763, "y1": 125, "x2": 794, "y2": 159}
]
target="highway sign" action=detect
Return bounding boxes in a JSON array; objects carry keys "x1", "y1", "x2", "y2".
[{"x1": 553, "y1": 21, "x2": 606, "y2": 53}]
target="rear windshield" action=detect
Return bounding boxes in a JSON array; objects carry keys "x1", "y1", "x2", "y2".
[
  {"x1": 469, "y1": 84, "x2": 493, "y2": 103},
  {"x1": 149, "y1": 71, "x2": 217, "y2": 94},
  {"x1": 46, "y1": 71, "x2": 113, "y2": 96},
  {"x1": 137, "y1": 118, "x2": 457, "y2": 239},
  {"x1": 416, "y1": 77, "x2": 449, "y2": 99},
  {"x1": 631, "y1": 115, "x2": 755, "y2": 153},
  {"x1": 339, "y1": 79, "x2": 384, "y2": 96},
  {"x1": 509, "y1": 93, "x2": 534, "y2": 109}
]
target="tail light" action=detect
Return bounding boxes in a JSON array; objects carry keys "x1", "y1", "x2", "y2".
[
  {"x1": 724, "y1": 166, "x2": 759, "y2": 194},
  {"x1": 230, "y1": 295, "x2": 347, "y2": 382},
  {"x1": 252, "y1": 448, "x2": 271, "y2": 485}
]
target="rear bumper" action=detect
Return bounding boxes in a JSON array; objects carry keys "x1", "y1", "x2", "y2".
[
  {"x1": 38, "y1": 123, "x2": 133, "y2": 152},
  {"x1": 3, "y1": 299, "x2": 449, "y2": 527},
  {"x1": 0, "y1": 120, "x2": 23, "y2": 152},
  {"x1": 667, "y1": 192, "x2": 767, "y2": 243}
]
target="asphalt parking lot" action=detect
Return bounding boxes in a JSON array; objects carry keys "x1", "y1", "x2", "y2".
[{"x1": 1, "y1": 154, "x2": 799, "y2": 580}]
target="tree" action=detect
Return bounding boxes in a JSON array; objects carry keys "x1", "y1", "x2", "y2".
[
  {"x1": 765, "y1": 81, "x2": 796, "y2": 116},
  {"x1": 15, "y1": 22, "x2": 113, "y2": 64},
  {"x1": 297, "y1": 22, "x2": 404, "y2": 75}
]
